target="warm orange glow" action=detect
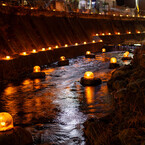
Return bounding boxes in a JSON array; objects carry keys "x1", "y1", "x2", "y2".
[
  {"x1": 102, "y1": 48, "x2": 106, "y2": 53},
  {"x1": 22, "y1": 52, "x2": 27, "y2": 56},
  {"x1": 33, "y1": 66, "x2": 41, "y2": 73},
  {"x1": 60, "y1": 56, "x2": 66, "y2": 61},
  {"x1": 5, "y1": 56, "x2": 11, "y2": 60},
  {"x1": 92, "y1": 40, "x2": 95, "y2": 43},
  {"x1": 124, "y1": 51, "x2": 129, "y2": 57},
  {"x1": 108, "y1": 33, "x2": 111, "y2": 35},
  {"x1": 75, "y1": 43, "x2": 78, "y2": 46},
  {"x1": 128, "y1": 31, "x2": 131, "y2": 34},
  {"x1": 96, "y1": 33, "x2": 99, "y2": 36},
  {"x1": 132, "y1": 15, "x2": 135, "y2": 17},
  {"x1": 117, "y1": 32, "x2": 120, "y2": 35},
  {"x1": 48, "y1": 47, "x2": 52, "y2": 50},
  {"x1": 22, "y1": 79, "x2": 31, "y2": 85},
  {"x1": 86, "y1": 51, "x2": 91, "y2": 55},
  {"x1": 113, "y1": 14, "x2": 116, "y2": 16},
  {"x1": 126, "y1": 15, "x2": 129, "y2": 17},
  {"x1": 99, "y1": 40, "x2": 103, "y2": 42},
  {"x1": 65, "y1": 44, "x2": 68, "y2": 47},
  {"x1": 1, "y1": 122, "x2": 6, "y2": 126},
  {"x1": 84, "y1": 42, "x2": 87, "y2": 44},
  {"x1": 120, "y1": 15, "x2": 123, "y2": 17},
  {"x1": 84, "y1": 71, "x2": 94, "y2": 80},
  {"x1": 42, "y1": 48, "x2": 45, "y2": 51},
  {"x1": 53, "y1": 9, "x2": 56, "y2": 11},
  {"x1": 123, "y1": 53, "x2": 128, "y2": 58},
  {"x1": 137, "y1": 31, "x2": 141, "y2": 34},
  {"x1": 2, "y1": 3, "x2": 6, "y2": 6},
  {"x1": 110, "y1": 57, "x2": 117, "y2": 63},
  {"x1": 85, "y1": 87, "x2": 95, "y2": 104},
  {"x1": 31, "y1": 7, "x2": 34, "y2": 10},
  {"x1": 0, "y1": 112, "x2": 14, "y2": 131},
  {"x1": 125, "y1": 51, "x2": 129, "y2": 55},
  {"x1": 55, "y1": 45, "x2": 59, "y2": 48},
  {"x1": 32, "y1": 49, "x2": 36, "y2": 53},
  {"x1": 102, "y1": 33, "x2": 105, "y2": 36}
]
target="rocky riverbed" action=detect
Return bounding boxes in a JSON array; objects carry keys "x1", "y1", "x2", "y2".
[{"x1": 84, "y1": 46, "x2": 145, "y2": 145}]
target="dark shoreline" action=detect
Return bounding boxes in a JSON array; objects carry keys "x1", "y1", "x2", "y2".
[{"x1": 84, "y1": 46, "x2": 145, "y2": 145}]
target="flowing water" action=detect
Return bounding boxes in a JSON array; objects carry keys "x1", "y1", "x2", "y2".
[{"x1": 0, "y1": 51, "x2": 133, "y2": 145}]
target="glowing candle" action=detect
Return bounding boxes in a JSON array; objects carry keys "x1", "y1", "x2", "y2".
[
  {"x1": 42, "y1": 48, "x2": 45, "y2": 51},
  {"x1": 5, "y1": 56, "x2": 11, "y2": 60},
  {"x1": 110, "y1": 57, "x2": 117, "y2": 64},
  {"x1": 102, "y1": 48, "x2": 106, "y2": 53},
  {"x1": 55, "y1": 45, "x2": 59, "y2": 48},
  {"x1": 84, "y1": 42, "x2": 87, "y2": 44},
  {"x1": 33, "y1": 66, "x2": 41, "y2": 73},
  {"x1": 2, "y1": 3, "x2": 6, "y2": 6},
  {"x1": 123, "y1": 51, "x2": 129, "y2": 57},
  {"x1": 32, "y1": 49, "x2": 36, "y2": 53},
  {"x1": 84, "y1": 71, "x2": 94, "y2": 80},
  {"x1": 0, "y1": 112, "x2": 14, "y2": 131},
  {"x1": 22, "y1": 52, "x2": 27, "y2": 56},
  {"x1": 75, "y1": 43, "x2": 78, "y2": 46},
  {"x1": 48, "y1": 47, "x2": 52, "y2": 50},
  {"x1": 60, "y1": 56, "x2": 66, "y2": 61},
  {"x1": 92, "y1": 40, "x2": 95, "y2": 43},
  {"x1": 86, "y1": 51, "x2": 91, "y2": 55},
  {"x1": 65, "y1": 44, "x2": 68, "y2": 47}
]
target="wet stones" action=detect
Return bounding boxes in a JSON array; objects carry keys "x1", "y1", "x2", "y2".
[
  {"x1": 0, "y1": 126, "x2": 33, "y2": 145},
  {"x1": 80, "y1": 77, "x2": 102, "y2": 86},
  {"x1": 121, "y1": 56, "x2": 132, "y2": 60},
  {"x1": 109, "y1": 63, "x2": 120, "y2": 69},
  {"x1": 58, "y1": 59, "x2": 69, "y2": 66},
  {"x1": 29, "y1": 72, "x2": 46, "y2": 79},
  {"x1": 85, "y1": 53, "x2": 95, "y2": 58}
]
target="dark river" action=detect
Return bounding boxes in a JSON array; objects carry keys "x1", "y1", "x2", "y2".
[{"x1": 0, "y1": 51, "x2": 133, "y2": 145}]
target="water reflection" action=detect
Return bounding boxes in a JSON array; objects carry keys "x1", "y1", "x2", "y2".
[{"x1": 0, "y1": 51, "x2": 130, "y2": 144}]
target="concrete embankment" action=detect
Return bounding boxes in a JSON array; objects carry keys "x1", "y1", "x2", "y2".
[
  {"x1": 0, "y1": 7, "x2": 145, "y2": 81},
  {"x1": 0, "y1": 7, "x2": 145, "y2": 57},
  {"x1": 0, "y1": 42, "x2": 103, "y2": 82}
]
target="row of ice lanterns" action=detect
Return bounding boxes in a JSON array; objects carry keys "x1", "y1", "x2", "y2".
[
  {"x1": 99, "y1": 13, "x2": 145, "y2": 18},
  {"x1": 0, "y1": 50, "x2": 130, "y2": 133},
  {"x1": 3, "y1": 40, "x2": 103, "y2": 61},
  {"x1": 96, "y1": 31, "x2": 141, "y2": 36}
]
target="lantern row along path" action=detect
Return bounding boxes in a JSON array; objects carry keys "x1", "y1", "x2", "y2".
[
  {"x1": 0, "y1": 50, "x2": 134, "y2": 144},
  {"x1": 0, "y1": 42, "x2": 104, "y2": 82}
]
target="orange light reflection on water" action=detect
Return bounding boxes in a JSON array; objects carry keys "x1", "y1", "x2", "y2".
[{"x1": 85, "y1": 87, "x2": 95, "y2": 105}]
